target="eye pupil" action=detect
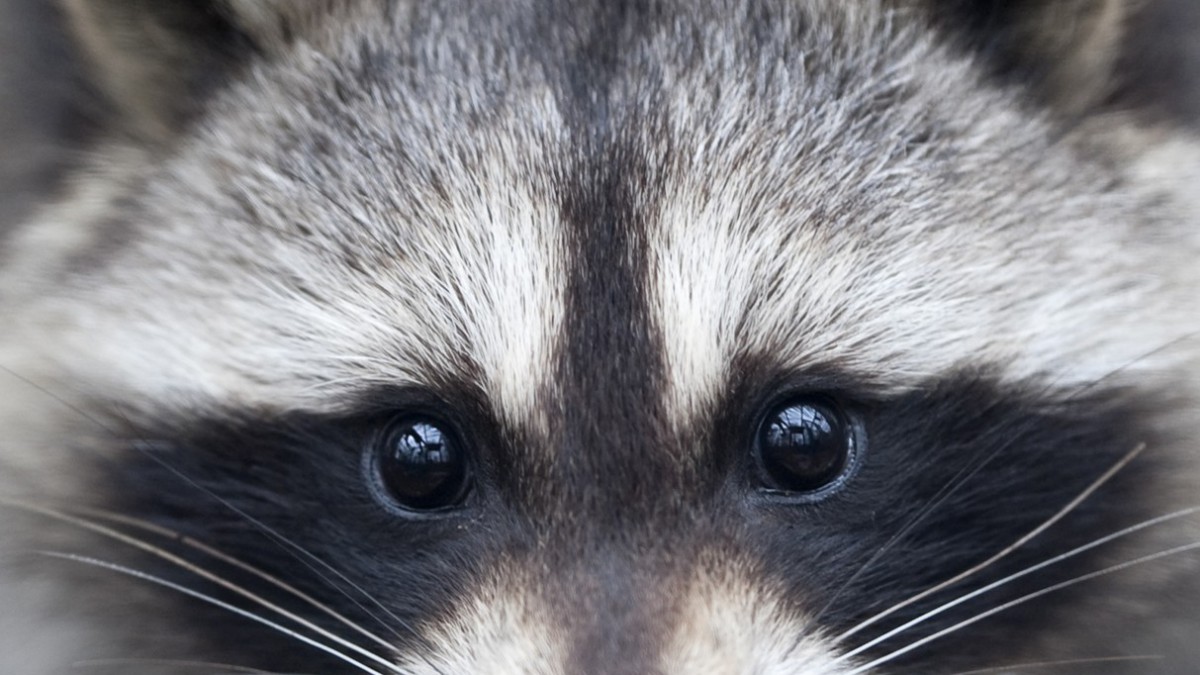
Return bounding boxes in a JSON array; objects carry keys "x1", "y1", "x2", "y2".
[
  {"x1": 757, "y1": 399, "x2": 855, "y2": 495},
  {"x1": 375, "y1": 417, "x2": 469, "y2": 511}
]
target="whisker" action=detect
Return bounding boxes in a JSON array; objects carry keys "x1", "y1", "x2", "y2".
[
  {"x1": 38, "y1": 552, "x2": 393, "y2": 675},
  {"x1": 0, "y1": 366, "x2": 405, "y2": 636},
  {"x1": 10, "y1": 504, "x2": 404, "y2": 675},
  {"x1": 1071, "y1": 332, "x2": 1200, "y2": 391},
  {"x1": 71, "y1": 657, "x2": 279, "y2": 673},
  {"x1": 835, "y1": 442, "x2": 1145, "y2": 646},
  {"x1": 790, "y1": 374, "x2": 1031, "y2": 660},
  {"x1": 844, "y1": 539, "x2": 1200, "y2": 674},
  {"x1": 56, "y1": 502, "x2": 395, "y2": 654},
  {"x1": 836, "y1": 505, "x2": 1200, "y2": 662},
  {"x1": 808, "y1": 332, "x2": 1197, "y2": 638},
  {"x1": 132, "y1": 438, "x2": 409, "y2": 635},
  {"x1": 0, "y1": 365, "x2": 447, "y2": 675},
  {"x1": 127, "y1": 439, "x2": 449, "y2": 675},
  {"x1": 812, "y1": 430, "x2": 1004, "y2": 623},
  {"x1": 944, "y1": 654, "x2": 1163, "y2": 675}
]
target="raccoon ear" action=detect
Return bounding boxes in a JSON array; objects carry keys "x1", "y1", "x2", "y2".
[
  {"x1": 941, "y1": 0, "x2": 1126, "y2": 113},
  {"x1": 61, "y1": 0, "x2": 296, "y2": 140}
]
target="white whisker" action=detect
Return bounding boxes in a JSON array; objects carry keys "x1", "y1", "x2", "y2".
[
  {"x1": 845, "y1": 540, "x2": 1200, "y2": 674},
  {"x1": 62, "y1": 502, "x2": 396, "y2": 654},
  {"x1": 128, "y1": 440, "x2": 435, "y2": 657},
  {"x1": 835, "y1": 442, "x2": 1146, "y2": 645},
  {"x1": 837, "y1": 506, "x2": 1200, "y2": 662},
  {"x1": 944, "y1": 654, "x2": 1163, "y2": 674},
  {"x1": 9, "y1": 504, "x2": 405, "y2": 675},
  {"x1": 39, "y1": 552, "x2": 393, "y2": 675},
  {"x1": 813, "y1": 436, "x2": 1003, "y2": 623},
  {"x1": 790, "y1": 379, "x2": 1027, "y2": 661},
  {"x1": 809, "y1": 333, "x2": 1193, "y2": 642},
  {"x1": 0, "y1": 367, "x2": 414, "y2": 640},
  {"x1": 72, "y1": 657, "x2": 280, "y2": 673},
  {"x1": 0, "y1": 367, "x2": 447, "y2": 675}
]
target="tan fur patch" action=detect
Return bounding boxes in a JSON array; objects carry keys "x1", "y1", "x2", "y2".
[
  {"x1": 399, "y1": 564, "x2": 570, "y2": 675},
  {"x1": 660, "y1": 559, "x2": 851, "y2": 675}
]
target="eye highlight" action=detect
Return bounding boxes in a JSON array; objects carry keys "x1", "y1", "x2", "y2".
[
  {"x1": 754, "y1": 397, "x2": 861, "y2": 498},
  {"x1": 368, "y1": 415, "x2": 471, "y2": 513}
]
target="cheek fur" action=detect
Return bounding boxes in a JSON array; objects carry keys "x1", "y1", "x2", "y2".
[{"x1": 1, "y1": 1, "x2": 1197, "y2": 673}]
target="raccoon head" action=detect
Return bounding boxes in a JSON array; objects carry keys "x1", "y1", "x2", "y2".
[{"x1": 0, "y1": 1, "x2": 1198, "y2": 674}]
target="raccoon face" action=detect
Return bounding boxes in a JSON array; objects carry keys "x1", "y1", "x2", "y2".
[{"x1": 0, "y1": 1, "x2": 1198, "y2": 674}]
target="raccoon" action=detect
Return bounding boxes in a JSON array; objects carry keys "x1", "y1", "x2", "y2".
[{"x1": 0, "y1": 0, "x2": 1198, "y2": 673}]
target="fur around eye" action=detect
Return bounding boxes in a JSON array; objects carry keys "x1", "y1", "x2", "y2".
[{"x1": 3, "y1": 0, "x2": 1197, "y2": 672}]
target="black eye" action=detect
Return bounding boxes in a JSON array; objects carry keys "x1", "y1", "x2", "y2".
[
  {"x1": 369, "y1": 415, "x2": 471, "y2": 512},
  {"x1": 755, "y1": 397, "x2": 861, "y2": 497}
]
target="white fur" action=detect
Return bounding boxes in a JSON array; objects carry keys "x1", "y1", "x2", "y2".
[{"x1": 0, "y1": 1, "x2": 1197, "y2": 673}]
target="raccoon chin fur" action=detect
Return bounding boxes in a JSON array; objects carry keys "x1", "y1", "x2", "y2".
[{"x1": 0, "y1": 0, "x2": 1198, "y2": 673}]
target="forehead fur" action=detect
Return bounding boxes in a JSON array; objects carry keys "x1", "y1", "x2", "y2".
[
  {"x1": 11, "y1": 25, "x2": 573, "y2": 429},
  {"x1": 647, "y1": 59, "x2": 1197, "y2": 419},
  {"x1": 0, "y1": 2, "x2": 1198, "y2": 674},
  {"x1": 6, "y1": 0, "x2": 1197, "y2": 430}
]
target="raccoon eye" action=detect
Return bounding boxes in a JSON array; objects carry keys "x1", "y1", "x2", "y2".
[
  {"x1": 369, "y1": 415, "x2": 471, "y2": 512},
  {"x1": 755, "y1": 397, "x2": 860, "y2": 497}
]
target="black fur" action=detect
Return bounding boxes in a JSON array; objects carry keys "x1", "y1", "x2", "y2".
[
  {"x1": 4, "y1": 1, "x2": 1196, "y2": 673},
  {"x1": 90, "y1": 364, "x2": 1166, "y2": 673}
]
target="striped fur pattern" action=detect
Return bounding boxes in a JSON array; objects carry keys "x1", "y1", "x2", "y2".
[{"x1": 0, "y1": 1, "x2": 1198, "y2": 673}]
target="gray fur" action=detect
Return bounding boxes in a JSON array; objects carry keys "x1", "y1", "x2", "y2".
[{"x1": 0, "y1": 0, "x2": 1198, "y2": 673}]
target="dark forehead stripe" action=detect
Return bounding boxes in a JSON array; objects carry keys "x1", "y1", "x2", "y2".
[
  {"x1": 554, "y1": 146, "x2": 677, "y2": 675},
  {"x1": 555, "y1": 137, "x2": 669, "y2": 478},
  {"x1": 545, "y1": 2, "x2": 674, "y2": 509},
  {"x1": 534, "y1": 4, "x2": 684, "y2": 673}
]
